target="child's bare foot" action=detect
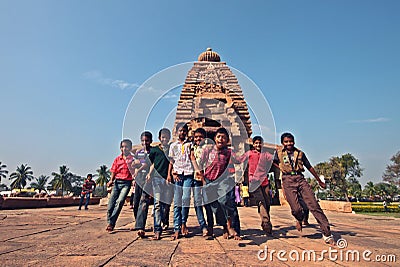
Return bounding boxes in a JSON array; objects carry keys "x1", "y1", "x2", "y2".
[
  {"x1": 171, "y1": 231, "x2": 180, "y2": 241},
  {"x1": 295, "y1": 220, "x2": 303, "y2": 232},
  {"x1": 233, "y1": 234, "x2": 242, "y2": 240},
  {"x1": 202, "y1": 228, "x2": 209, "y2": 237},
  {"x1": 152, "y1": 232, "x2": 161, "y2": 240},
  {"x1": 181, "y1": 224, "x2": 189, "y2": 237},
  {"x1": 223, "y1": 230, "x2": 230, "y2": 239},
  {"x1": 137, "y1": 230, "x2": 145, "y2": 238},
  {"x1": 106, "y1": 224, "x2": 114, "y2": 233},
  {"x1": 228, "y1": 227, "x2": 242, "y2": 240}
]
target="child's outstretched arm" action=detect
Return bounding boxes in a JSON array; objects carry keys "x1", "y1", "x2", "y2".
[{"x1": 146, "y1": 164, "x2": 154, "y2": 182}]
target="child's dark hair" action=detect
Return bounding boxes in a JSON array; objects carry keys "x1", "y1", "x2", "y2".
[
  {"x1": 215, "y1": 127, "x2": 230, "y2": 142},
  {"x1": 252, "y1": 136, "x2": 264, "y2": 143},
  {"x1": 87, "y1": 174, "x2": 93, "y2": 178},
  {"x1": 120, "y1": 139, "x2": 133, "y2": 148},
  {"x1": 194, "y1": 127, "x2": 206, "y2": 137},
  {"x1": 140, "y1": 131, "x2": 153, "y2": 142},
  {"x1": 175, "y1": 122, "x2": 188, "y2": 132},
  {"x1": 280, "y1": 132, "x2": 295, "y2": 143},
  {"x1": 158, "y1": 128, "x2": 171, "y2": 138}
]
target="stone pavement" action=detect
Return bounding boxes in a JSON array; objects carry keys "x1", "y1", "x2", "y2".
[{"x1": 0, "y1": 204, "x2": 399, "y2": 267}]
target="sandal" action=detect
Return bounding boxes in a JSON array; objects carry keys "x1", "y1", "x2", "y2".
[
  {"x1": 137, "y1": 230, "x2": 145, "y2": 238},
  {"x1": 152, "y1": 232, "x2": 161, "y2": 240}
]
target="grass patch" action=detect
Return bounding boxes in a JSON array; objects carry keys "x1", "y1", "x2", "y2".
[{"x1": 355, "y1": 211, "x2": 400, "y2": 218}]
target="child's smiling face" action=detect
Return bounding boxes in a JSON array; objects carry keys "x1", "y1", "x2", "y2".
[
  {"x1": 282, "y1": 136, "x2": 295, "y2": 151},
  {"x1": 141, "y1": 135, "x2": 152, "y2": 149},
  {"x1": 120, "y1": 141, "x2": 132, "y2": 156},
  {"x1": 159, "y1": 133, "x2": 170, "y2": 146},
  {"x1": 253, "y1": 140, "x2": 263, "y2": 152},
  {"x1": 215, "y1": 132, "x2": 228, "y2": 149},
  {"x1": 177, "y1": 127, "x2": 188, "y2": 141},
  {"x1": 194, "y1": 132, "x2": 205, "y2": 146}
]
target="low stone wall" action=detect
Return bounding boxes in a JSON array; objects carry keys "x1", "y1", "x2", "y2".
[
  {"x1": 319, "y1": 200, "x2": 352, "y2": 213},
  {"x1": 0, "y1": 196, "x2": 101, "y2": 209},
  {"x1": 278, "y1": 190, "x2": 352, "y2": 213},
  {"x1": 1, "y1": 197, "x2": 48, "y2": 209}
]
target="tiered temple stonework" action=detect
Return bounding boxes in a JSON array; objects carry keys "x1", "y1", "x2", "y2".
[{"x1": 173, "y1": 48, "x2": 252, "y2": 151}]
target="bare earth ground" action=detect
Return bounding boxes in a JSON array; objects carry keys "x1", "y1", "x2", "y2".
[{"x1": 0, "y1": 203, "x2": 399, "y2": 267}]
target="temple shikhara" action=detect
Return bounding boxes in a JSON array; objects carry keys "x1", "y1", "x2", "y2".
[{"x1": 173, "y1": 48, "x2": 252, "y2": 152}]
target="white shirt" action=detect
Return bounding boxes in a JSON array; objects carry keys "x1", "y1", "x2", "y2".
[{"x1": 169, "y1": 140, "x2": 194, "y2": 175}]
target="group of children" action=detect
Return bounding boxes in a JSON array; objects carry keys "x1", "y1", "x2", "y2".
[{"x1": 106, "y1": 125, "x2": 336, "y2": 245}]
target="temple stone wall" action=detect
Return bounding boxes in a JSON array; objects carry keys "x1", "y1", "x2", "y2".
[{"x1": 173, "y1": 49, "x2": 253, "y2": 182}]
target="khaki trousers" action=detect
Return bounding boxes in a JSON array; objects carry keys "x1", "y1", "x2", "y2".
[
  {"x1": 253, "y1": 185, "x2": 272, "y2": 231},
  {"x1": 281, "y1": 174, "x2": 331, "y2": 236}
]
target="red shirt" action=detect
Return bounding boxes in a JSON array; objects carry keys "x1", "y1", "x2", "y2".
[
  {"x1": 110, "y1": 154, "x2": 135, "y2": 181},
  {"x1": 201, "y1": 146, "x2": 231, "y2": 181},
  {"x1": 82, "y1": 179, "x2": 96, "y2": 194},
  {"x1": 239, "y1": 150, "x2": 273, "y2": 186}
]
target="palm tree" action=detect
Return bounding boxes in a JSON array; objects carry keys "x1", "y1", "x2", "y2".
[
  {"x1": 31, "y1": 175, "x2": 49, "y2": 193},
  {"x1": 347, "y1": 176, "x2": 362, "y2": 200},
  {"x1": 51, "y1": 165, "x2": 74, "y2": 196},
  {"x1": 0, "y1": 162, "x2": 9, "y2": 183},
  {"x1": 363, "y1": 181, "x2": 376, "y2": 199},
  {"x1": 95, "y1": 165, "x2": 111, "y2": 196},
  {"x1": 9, "y1": 164, "x2": 34, "y2": 190}
]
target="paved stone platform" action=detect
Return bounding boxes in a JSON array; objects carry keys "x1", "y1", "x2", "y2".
[{"x1": 0, "y1": 204, "x2": 398, "y2": 266}]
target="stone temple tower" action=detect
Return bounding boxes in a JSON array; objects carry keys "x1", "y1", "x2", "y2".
[{"x1": 173, "y1": 48, "x2": 252, "y2": 153}]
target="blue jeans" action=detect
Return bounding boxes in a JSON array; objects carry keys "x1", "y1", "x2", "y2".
[
  {"x1": 193, "y1": 179, "x2": 207, "y2": 230},
  {"x1": 203, "y1": 176, "x2": 236, "y2": 226},
  {"x1": 173, "y1": 174, "x2": 192, "y2": 232},
  {"x1": 107, "y1": 179, "x2": 132, "y2": 227},
  {"x1": 153, "y1": 176, "x2": 173, "y2": 233},
  {"x1": 79, "y1": 193, "x2": 90, "y2": 209},
  {"x1": 227, "y1": 186, "x2": 241, "y2": 235}
]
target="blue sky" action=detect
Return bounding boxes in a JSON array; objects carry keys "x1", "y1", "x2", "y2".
[{"x1": 0, "y1": 0, "x2": 399, "y2": 187}]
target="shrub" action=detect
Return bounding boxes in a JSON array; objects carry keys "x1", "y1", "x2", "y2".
[{"x1": 351, "y1": 203, "x2": 400, "y2": 212}]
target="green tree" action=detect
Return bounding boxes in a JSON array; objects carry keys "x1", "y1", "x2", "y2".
[
  {"x1": 363, "y1": 181, "x2": 376, "y2": 199},
  {"x1": 0, "y1": 161, "x2": 8, "y2": 183},
  {"x1": 9, "y1": 164, "x2": 34, "y2": 190},
  {"x1": 306, "y1": 177, "x2": 320, "y2": 193},
  {"x1": 31, "y1": 175, "x2": 49, "y2": 193},
  {"x1": 51, "y1": 165, "x2": 74, "y2": 196},
  {"x1": 95, "y1": 165, "x2": 111, "y2": 196},
  {"x1": 346, "y1": 177, "x2": 362, "y2": 199},
  {"x1": 314, "y1": 153, "x2": 363, "y2": 201},
  {"x1": 374, "y1": 182, "x2": 398, "y2": 201},
  {"x1": 383, "y1": 151, "x2": 400, "y2": 188}
]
